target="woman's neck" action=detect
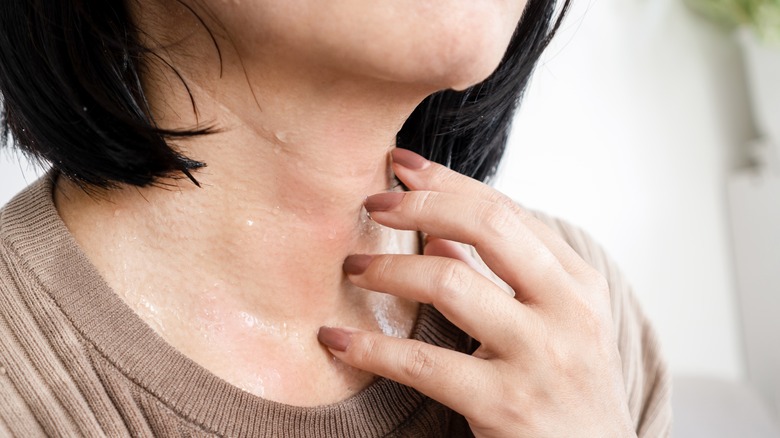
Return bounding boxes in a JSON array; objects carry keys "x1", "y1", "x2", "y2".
[{"x1": 54, "y1": 27, "x2": 436, "y2": 404}]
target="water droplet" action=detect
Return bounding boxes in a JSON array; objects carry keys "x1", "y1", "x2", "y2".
[
  {"x1": 82, "y1": 107, "x2": 88, "y2": 111},
  {"x1": 327, "y1": 229, "x2": 336, "y2": 240},
  {"x1": 239, "y1": 311, "x2": 257, "y2": 328},
  {"x1": 246, "y1": 219, "x2": 254, "y2": 227},
  {"x1": 272, "y1": 206, "x2": 281, "y2": 216}
]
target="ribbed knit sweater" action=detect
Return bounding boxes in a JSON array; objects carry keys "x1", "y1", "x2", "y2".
[{"x1": 0, "y1": 174, "x2": 672, "y2": 437}]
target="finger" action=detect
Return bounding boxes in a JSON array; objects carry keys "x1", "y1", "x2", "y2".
[
  {"x1": 344, "y1": 254, "x2": 530, "y2": 351},
  {"x1": 424, "y1": 237, "x2": 515, "y2": 297},
  {"x1": 364, "y1": 190, "x2": 574, "y2": 301},
  {"x1": 423, "y1": 237, "x2": 489, "y2": 277},
  {"x1": 392, "y1": 148, "x2": 587, "y2": 274},
  {"x1": 317, "y1": 326, "x2": 494, "y2": 419}
]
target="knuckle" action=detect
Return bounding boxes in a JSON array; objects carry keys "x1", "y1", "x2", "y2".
[
  {"x1": 566, "y1": 299, "x2": 613, "y2": 347},
  {"x1": 578, "y1": 268, "x2": 612, "y2": 304},
  {"x1": 566, "y1": 257, "x2": 595, "y2": 277},
  {"x1": 480, "y1": 202, "x2": 520, "y2": 239},
  {"x1": 371, "y1": 255, "x2": 395, "y2": 284},
  {"x1": 353, "y1": 334, "x2": 381, "y2": 366},
  {"x1": 494, "y1": 195, "x2": 525, "y2": 217},
  {"x1": 578, "y1": 306, "x2": 609, "y2": 339},
  {"x1": 401, "y1": 343, "x2": 436, "y2": 381},
  {"x1": 544, "y1": 338, "x2": 578, "y2": 377},
  {"x1": 437, "y1": 167, "x2": 463, "y2": 187},
  {"x1": 434, "y1": 260, "x2": 472, "y2": 302},
  {"x1": 410, "y1": 191, "x2": 437, "y2": 216},
  {"x1": 567, "y1": 263, "x2": 610, "y2": 301}
]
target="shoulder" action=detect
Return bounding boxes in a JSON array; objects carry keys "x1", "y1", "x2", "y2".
[
  {"x1": 0, "y1": 210, "x2": 48, "y2": 436},
  {"x1": 0, "y1": 175, "x2": 49, "y2": 298},
  {"x1": 0, "y1": 176, "x2": 84, "y2": 437},
  {"x1": 0, "y1": 188, "x2": 31, "y2": 302},
  {"x1": 525, "y1": 208, "x2": 673, "y2": 437}
]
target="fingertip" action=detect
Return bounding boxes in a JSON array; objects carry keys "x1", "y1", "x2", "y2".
[
  {"x1": 317, "y1": 326, "x2": 354, "y2": 352},
  {"x1": 364, "y1": 192, "x2": 405, "y2": 213},
  {"x1": 343, "y1": 254, "x2": 373, "y2": 276},
  {"x1": 391, "y1": 148, "x2": 431, "y2": 171}
]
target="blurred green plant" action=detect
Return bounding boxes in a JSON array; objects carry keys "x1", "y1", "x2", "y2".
[{"x1": 685, "y1": 0, "x2": 780, "y2": 43}]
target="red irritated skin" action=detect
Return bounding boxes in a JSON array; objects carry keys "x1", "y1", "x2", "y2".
[{"x1": 318, "y1": 148, "x2": 636, "y2": 438}]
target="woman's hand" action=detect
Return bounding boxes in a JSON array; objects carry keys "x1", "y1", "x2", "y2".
[{"x1": 317, "y1": 148, "x2": 636, "y2": 438}]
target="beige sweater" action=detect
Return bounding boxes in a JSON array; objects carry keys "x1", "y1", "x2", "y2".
[{"x1": 0, "y1": 175, "x2": 672, "y2": 437}]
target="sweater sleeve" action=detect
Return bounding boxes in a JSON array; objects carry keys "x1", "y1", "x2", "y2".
[{"x1": 528, "y1": 210, "x2": 673, "y2": 437}]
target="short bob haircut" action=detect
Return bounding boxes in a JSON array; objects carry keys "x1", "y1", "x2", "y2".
[{"x1": 0, "y1": 1, "x2": 569, "y2": 189}]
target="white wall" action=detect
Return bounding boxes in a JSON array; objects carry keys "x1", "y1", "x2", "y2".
[
  {"x1": 0, "y1": 0, "x2": 751, "y2": 381},
  {"x1": 495, "y1": 0, "x2": 753, "y2": 380},
  {"x1": 0, "y1": 152, "x2": 43, "y2": 205},
  {"x1": 728, "y1": 168, "x2": 780, "y2": 416}
]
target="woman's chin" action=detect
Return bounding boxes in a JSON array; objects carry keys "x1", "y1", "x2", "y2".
[
  {"x1": 447, "y1": 60, "x2": 505, "y2": 91},
  {"x1": 409, "y1": 50, "x2": 507, "y2": 92},
  {"x1": 407, "y1": 30, "x2": 511, "y2": 91}
]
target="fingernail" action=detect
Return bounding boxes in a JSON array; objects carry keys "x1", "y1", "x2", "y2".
[
  {"x1": 317, "y1": 327, "x2": 352, "y2": 352},
  {"x1": 392, "y1": 148, "x2": 430, "y2": 170},
  {"x1": 343, "y1": 254, "x2": 372, "y2": 275},
  {"x1": 364, "y1": 192, "x2": 405, "y2": 212}
]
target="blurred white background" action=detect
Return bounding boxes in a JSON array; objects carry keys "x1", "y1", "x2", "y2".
[
  {"x1": 2, "y1": 0, "x2": 778, "y2": 434},
  {"x1": 497, "y1": 0, "x2": 750, "y2": 382}
]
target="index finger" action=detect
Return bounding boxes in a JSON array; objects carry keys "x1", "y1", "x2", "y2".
[{"x1": 391, "y1": 148, "x2": 588, "y2": 275}]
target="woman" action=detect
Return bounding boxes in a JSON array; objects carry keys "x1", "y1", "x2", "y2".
[{"x1": 0, "y1": 0, "x2": 671, "y2": 436}]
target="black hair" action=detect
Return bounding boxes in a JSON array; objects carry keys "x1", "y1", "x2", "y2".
[{"x1": 0, "y1": 0, "x2": 569, "y2": 188}]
